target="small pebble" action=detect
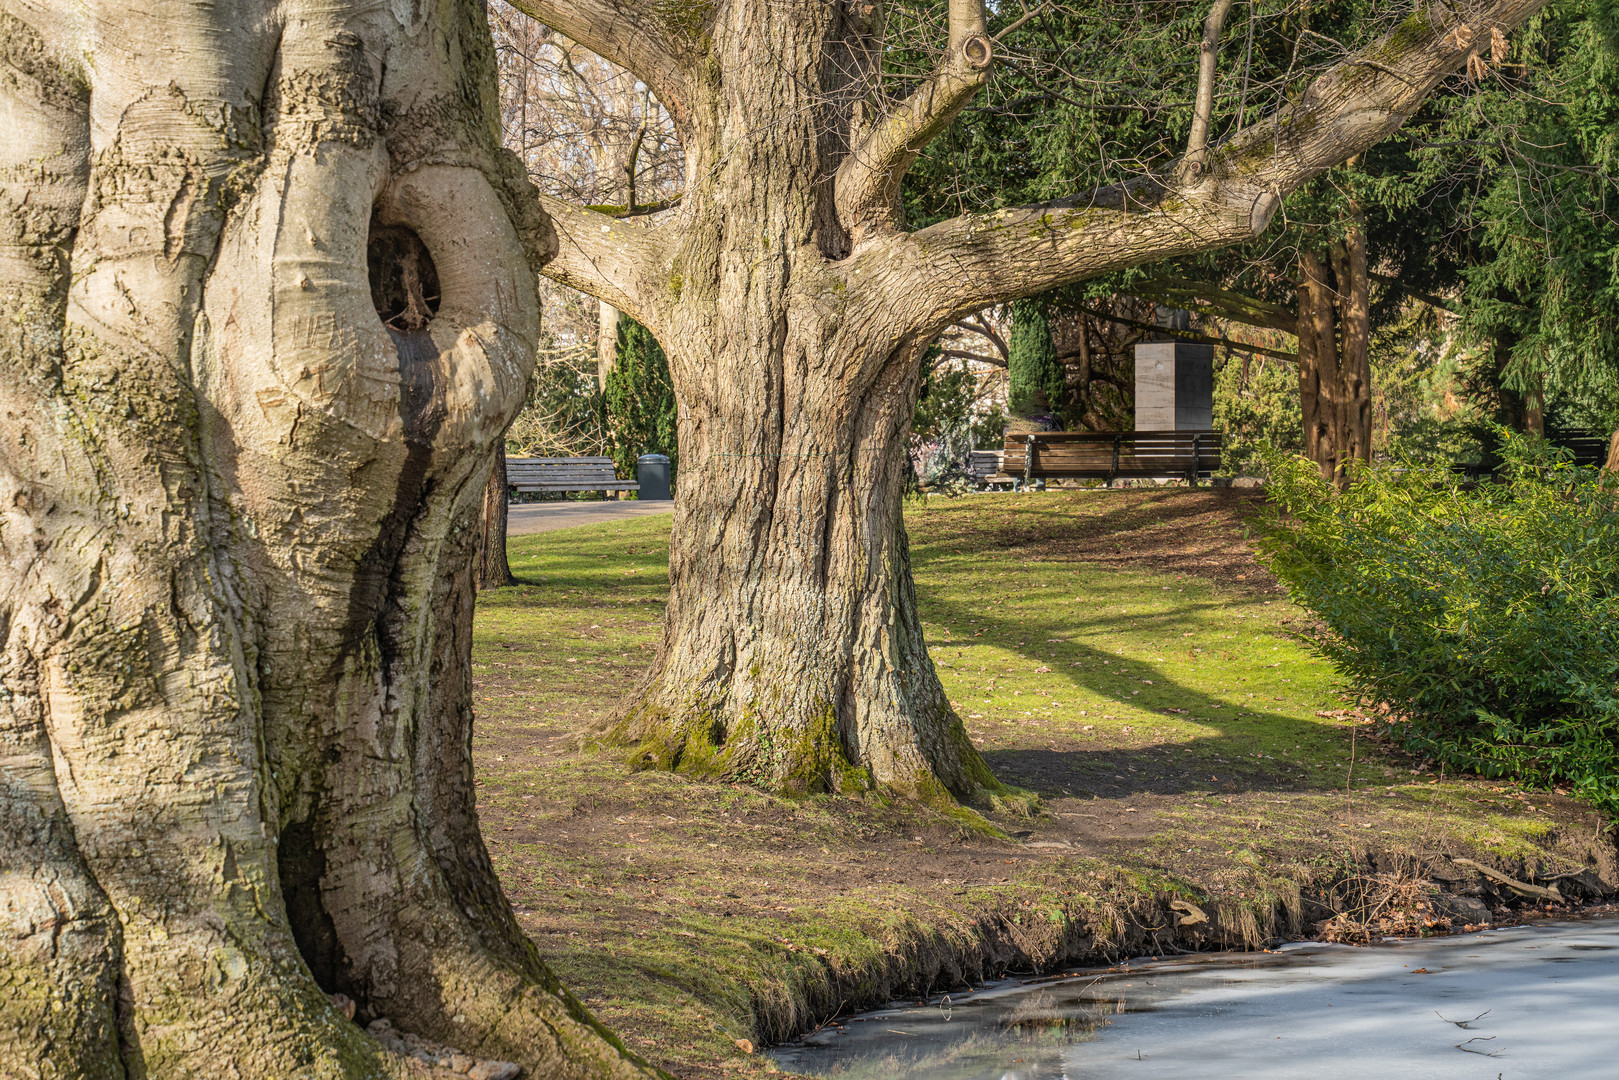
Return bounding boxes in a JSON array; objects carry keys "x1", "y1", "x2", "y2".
[{"x1": 468, "y1": 1063, "x2": 521, "y2": 1080}]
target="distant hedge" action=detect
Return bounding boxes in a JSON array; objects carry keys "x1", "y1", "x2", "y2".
[{"x1": 1260, "y1": 434, "x2": 1619, "y2": 816}]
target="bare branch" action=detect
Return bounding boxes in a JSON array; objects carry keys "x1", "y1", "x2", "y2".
[
  {"x1": 624, "y1": 122, "x2": 647, "y2": 212},
  {"x1": 940, "y1": 348, "x2": 1007, "y2": 368},
  {"x1": 836, "y1": 0, "x2": 994, "y2": 241},
  {"x1": 503, "y1": 0, "x2": 693, "y2": 133},
  {"x1": 951, "y1": 316, "x2": 1009, "y2": 359},
  {"x1": 879, "y1": 0, "x2": 1547, "y2": 327},
  {"x1": 1180, "y1": 0, "x2": 1238, "y2": 183},
  {"x1": 992, "y1": 2, "x2": 1049, "y2": 43}
]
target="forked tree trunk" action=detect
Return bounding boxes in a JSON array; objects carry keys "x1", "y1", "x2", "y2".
[
  {"x1": 588, "y1": 4, "x2": 1027, "y2": 813},
  {"x1": 515, "y1": 0, "x2": 1536, "y2": 808},
  {"x1": 477, "y1": 445, "x2": 519, "y2": 590},
  {"x1": 1295, "y1": 219, "x2": 1372, "y2": 488},
  {"x1": 0, "y1": 3, "x2": 653, "y2": 1076}
]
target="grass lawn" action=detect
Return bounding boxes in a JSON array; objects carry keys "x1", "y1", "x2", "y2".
[{"x1": 468, "y1": 489, "x2": 1615, "y2": 1079}]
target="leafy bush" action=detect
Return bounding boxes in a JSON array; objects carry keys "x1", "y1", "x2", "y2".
[{"x1": 1261, "y1": 433, "x2": 1619, "y2": 815}]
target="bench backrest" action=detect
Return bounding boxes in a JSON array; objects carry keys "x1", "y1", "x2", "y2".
[
  {"x1": 507, "y1": 456, "x2": 621, "y2": 483},
  {"x1": 1547, "y1": 428, "x2": 1610, "y2": 467},
  {"x1": 1003, "y1": 431, "x2": 1222, "y2": 477},
  {"x1": 969, "y1": 449, "x2": 1004, "y2": 481}
]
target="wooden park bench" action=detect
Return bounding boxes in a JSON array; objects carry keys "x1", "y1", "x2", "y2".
[
  {"x1": 998, "y1": 430, "x2": 1222, "y2": 488},
  {"x1": 1548, "y1": 427, "x2": 1611, "y2": 467},
  {"x1": 506, "y1": 456, "x2": 639, "y2": 500},
  {"x1": 970, "y1": 449, "x2": 1009, "y2": 490}
]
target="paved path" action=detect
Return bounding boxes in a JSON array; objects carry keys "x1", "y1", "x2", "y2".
[{"x1": 506, "y1": 500, "x2": 674, "y2": 535}]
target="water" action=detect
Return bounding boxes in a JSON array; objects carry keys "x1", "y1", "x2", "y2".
[{"x1": 771, "y1": 920, "x2": 1619, "y2": 1079}]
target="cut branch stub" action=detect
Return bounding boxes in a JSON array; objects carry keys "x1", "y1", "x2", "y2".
[{"x1": 961, "y1": 33, "x2": 993, "y2": 69}]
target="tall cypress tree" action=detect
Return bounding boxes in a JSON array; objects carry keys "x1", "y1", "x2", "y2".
[
  {"x1": 1007, "y1": 298, "x2": 1065, "y2": 422},
  {"x1": 604, "y1": 317, "x2": 678, "y2": 481}
]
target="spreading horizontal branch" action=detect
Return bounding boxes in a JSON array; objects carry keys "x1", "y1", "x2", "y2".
[
  {"x1": 503, "y1": 0, "x2": 693, "y2": 133},
  {"x1": 584, "y1": 193, "x2": 683, "y2": 218},
  {"x1": 1075, "y1": 307, "x2": 1299, "y2": 362},
  {"x1": 1134, "y1": 276, "x2": 1299, "y2": 334},
  {"x1": 877, "y1": 0, "x2": 1548, "y2": 328}
]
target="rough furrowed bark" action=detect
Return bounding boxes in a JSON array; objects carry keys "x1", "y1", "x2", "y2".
[
  {"x1": 1, "y1": 2, "x2": 657, "y2": 1077},
  {"x1": 477, "y1": 447, "x2": 518, "y2": 590},
  {"x1": 595, "y1": 5, "x2": 1030, "y2": 821}
]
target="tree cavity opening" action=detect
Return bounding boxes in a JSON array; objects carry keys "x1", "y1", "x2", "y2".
[
  {"x1": 367, "y1": 218, "x2": 441, "y2": 333},
  {"x1": 277, "y1": 817, "x2": 348, "y2": 998}
]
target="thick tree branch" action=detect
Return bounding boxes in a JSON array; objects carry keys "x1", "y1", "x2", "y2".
[
  {"x1": 1075, "y1": 307, "x2": 1299, "y2": 361},
  {"x1": 503, "y1": 0, "x2": 693, "y2": 133},
  {"x1": 585, "y1": 193, "x2": 684, "y2": 218},
  {"x1": 536, "y1": 193, "x2": 667, "y2": 327},
  {"x1": 879, "y1": 0, "x2": 1548, "y2": 327},
  {"x1": 836, "y1": 0, "x2": 993, "y2": 241},
  {"x1": 1134, "y1": 275, "x2": 1299, "y2": 334},
  {"x1": 1180, "y1": 0, "x2": 1237, "y2": 183}
]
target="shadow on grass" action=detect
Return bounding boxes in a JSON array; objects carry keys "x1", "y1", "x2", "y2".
[
  {"x1": 911, "y1": 490, "x2": 1276, "y2": 589},
  {"x1": 909, "y1": 497, "x2": 1357, "y2": 802}
]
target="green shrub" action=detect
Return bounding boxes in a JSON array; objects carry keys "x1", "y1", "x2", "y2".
[{"x1": 1260, "y1": 432, "x2": 1619, "y2": 815}]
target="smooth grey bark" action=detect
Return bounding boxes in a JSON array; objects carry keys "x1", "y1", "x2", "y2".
[
  {"x1": 502, "y1": 0, "x2": 1551, "y2": 806},
  {"x1": 598, "y1": 301, "x2": 622, "y2": 388},
  {"x1": 0, "y1": 1, "x2": 656, "y2": 1076}
]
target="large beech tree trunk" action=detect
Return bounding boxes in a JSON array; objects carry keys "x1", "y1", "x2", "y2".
[
  {"x1": 598, "y1": 6, "x2": 1017, "y2": 810},
  {"x1": 0, "y1": 2, "x2": 653, "y2": 1076},
  {"x1": 1296, "y1": 219, "x2": 1372, "y2": 488}
]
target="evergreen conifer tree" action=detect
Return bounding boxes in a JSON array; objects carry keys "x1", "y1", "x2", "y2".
[
  {"x1": 1007, "y1": 298, "x2": 1066, "y2": 422},
  {"x1": 604, "y1": 317, "x2": 678, "y2": 481}
]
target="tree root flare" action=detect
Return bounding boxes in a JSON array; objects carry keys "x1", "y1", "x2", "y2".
[{"x1": 366, "y1": 1018, "x2": 521, "y2": 1080}]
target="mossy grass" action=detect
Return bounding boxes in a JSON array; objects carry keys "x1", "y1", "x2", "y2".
[{"x1": 470, "y1": 490, "x2": 1614, "y2": 1078}]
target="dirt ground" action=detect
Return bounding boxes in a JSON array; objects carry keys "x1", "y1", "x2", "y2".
[{"x1": 467, "y1": 489, "x2": 1616, "y2": 1079}]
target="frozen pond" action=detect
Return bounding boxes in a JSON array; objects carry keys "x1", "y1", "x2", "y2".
[{"x1": 771, "y1": 919, "x2": 1619, "y2": 1079}]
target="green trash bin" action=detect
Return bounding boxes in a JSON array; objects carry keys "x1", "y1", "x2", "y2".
[{"x1": 637, "y1": 454, "x2": 672, "y2": 501}]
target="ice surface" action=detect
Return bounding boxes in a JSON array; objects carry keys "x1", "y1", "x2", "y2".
[{"x1": 769, "y1": 920, "x2": 1619, "y2": 1080}]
